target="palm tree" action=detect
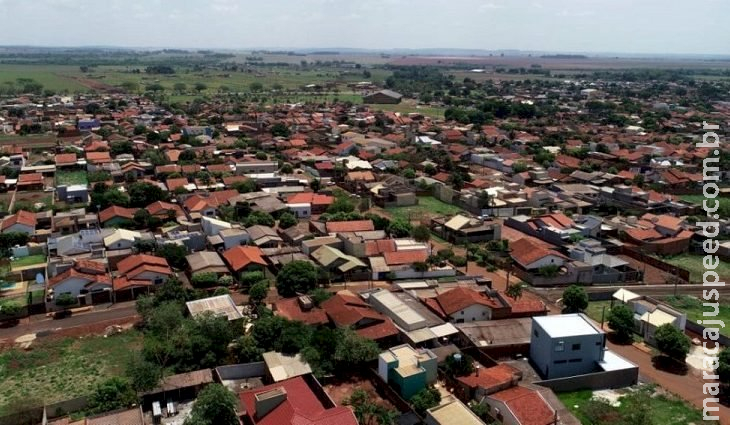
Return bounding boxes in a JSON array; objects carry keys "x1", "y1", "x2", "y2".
[{"x1": 505, "y1": 282, "x2": 524, "y2": 300}]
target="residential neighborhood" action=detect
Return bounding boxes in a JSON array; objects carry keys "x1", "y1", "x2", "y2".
[{"x1": 0, "y1": 39, "x2": 728, "y2": 425}]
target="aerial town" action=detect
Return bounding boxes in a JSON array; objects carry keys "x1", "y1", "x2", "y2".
[{"x1": 0, "y1": 43, "x2": 728, "y2": 425}]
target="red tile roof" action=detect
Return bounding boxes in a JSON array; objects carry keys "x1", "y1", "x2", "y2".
[
  {"x1": 510, "y1": 238, "x2": 564, "y2": 268},
  {"x1": 382, "y1": 249, "x2": 428, "y2": 266},
  {"x1": 222, "y1": 245, "x2": 267, "y2": 271},
  {"x1": 17, "y1": 173, "x2": 43, "y2": 186},
  {"x1": 165, "y1": 178, "x2": 189, "y2": 192},
  {"x1": 287, "y1": 193, "x2": 335, "y2": 206},
  {"x1": 321, "y1": 292, "x2": 398, "y2": 341},
  {"x1": 456, "y1": 363, "x2": 521, "y2": 392},
  {"x1": 86, "y1": 151, "x2": 112, "y2": 164},
  {"x1": 430, "y1": 287, "x2": 503, "y2": 316},
  {"x1": 489, "y1": 386, "x2": 556, "y2": 425},
  {"x1": 275, "y1": 297, "x2": 329, "y2": 326},
  {"x1": 55, "y1": 153, "x2": 77, "y2": 166},
  {"x1": 1, "y1": 210, "x2": 37, "y2": 231},
  {"x1": 240, "y1": 376, "x2": 358, "y2": 425},
  {"x1": 364, "y1": 239, "x2": 396, "y2": 256},
  {"x1": 48, "y1": 268, "x2": 111, "y2": 288},
  {"x1": 146, "y1": 201, "x2": 185, "y2": 218},
  {"x1": 98, "y1": 205, "x2": 137, "y2": 224},
  {"x1": 113, "y1": 276, "x2": 154, "y2": 291},
  {"x1": 325, "y1": 220, "x2": 375, "y2": 234},
  {"x1": 117, "y1": 254, "x2": 170, "y2": 276}
]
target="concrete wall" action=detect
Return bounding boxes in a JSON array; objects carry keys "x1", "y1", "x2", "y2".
[
  {"x1": 534, "y1": 367, "x2": 639, "y2": 392},
  {"x1": 215, "y1": 362, "x2": 267, "y2": 381}
]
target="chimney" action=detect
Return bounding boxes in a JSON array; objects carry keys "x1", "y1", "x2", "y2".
[{"x1": 255, "y1": 387, "x2": 287, "y2": 419}]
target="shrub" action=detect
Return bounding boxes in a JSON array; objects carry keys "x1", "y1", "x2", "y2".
[
  {"x1": 191, "y1": 272, "x2": 219, "y2": 288},
  {"x1": 55, "y1": 293, "x2": 77, "y2": 307}
]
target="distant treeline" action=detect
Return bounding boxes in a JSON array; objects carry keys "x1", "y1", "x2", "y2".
[
  {"x1": 0, "y1": 50, "x2": 234, "y2": 66},
  {"x1": 540, "y1": 54, "x2": 588, "y2": 59}
]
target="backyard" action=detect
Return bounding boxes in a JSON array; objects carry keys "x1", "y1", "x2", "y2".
[
  {"x1": 385, "y1": 196, "x2": 463, "y2": 223},
  {"x1": 0, "y1": 331, "x2": 142, "y2": 415},
  {"x1": 660, "y1": 253, "x2": 730, "y2": 282},
  {"x1": 10, "y1": 254, "x2": 47, "y2": 269},
  {"x1": 557, "y1": 385, "x2": 713, "y2": 425}
]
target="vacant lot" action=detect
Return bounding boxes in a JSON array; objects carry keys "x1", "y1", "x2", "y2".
[
  {"x1": 680, "y1": 194, "x2": 730, "y2": 217},
  {"x1": 557, "y1": 385, "x2": 712, "y2": 425},
  {"x1": 386, "y1": 196, "x2": 462, "y2": 223},
  {"x1": 0, "y1": 65, "x2": 89, "y2": 93},
  {"x1": 366, "y1": 100, "x2": 445, "y2": 119},
  {"x1": 662, "y1": 295, "x2": 730, "y2": 337},
  {"x1": 56, "y1": 170, "x2": 88, "y2": 186},
  {"x1": 584, "y1": 300, "x2": 612, "y2": 325},
  {"x1": 0, "y1": 331, "x2": 142, "y2": 415},
  {"x1": 10, "y1": 254, "x2": 46, "y2": 269},
  {"x1": 661, "y1": 253, "x2": 730, "y2": 282}
]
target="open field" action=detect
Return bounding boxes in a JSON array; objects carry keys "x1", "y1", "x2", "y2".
[
  {"x1": 661, "y1": 253, "x2": 730, "y2": 282},
  {"x1": 557, "y1": 385, "x2": 712, "y2": 425},
  {"x1": 13, "y1": 191, "x2": 52, "y2": 212},
  {"x1": 10, "y1": 255, "x2": 47, "y2": 268},
  {"x1": 679, "y1": 194, "x2": 730, "y2": 217},
  {"x1": 386, "y1": 196, "x2": 462, "y2": 223},
  {"x1": 0, "y1": 331, "x2": 142, "y2": 415},
  {"x1": 584, "y1": 300, "x2": 612, "y2": 325}
]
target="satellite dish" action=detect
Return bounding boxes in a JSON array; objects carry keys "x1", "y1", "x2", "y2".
[{"x1": 35, "y1": 273, "x2": 45, "y2": 284}]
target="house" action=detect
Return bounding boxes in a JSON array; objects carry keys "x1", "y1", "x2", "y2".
[
  {"x1": 186, "y1": 251, "x2": 229, "y2": 276},
  {"x1": 363, "y1": 89, "x2": 403, "y2": 104},
  {"x1": 275, "y1": 295, "x2": 329, "y2": 326},
  {"x1": 98, "y1": 205, "x2": 137, "y2": 227},
  {"x1": 239, "y1": 375, "x2": 358, "y2": 425},
  {"x1": 55, "y1": 152, "x2": 78, "y2": 168},
  {"x1": 56, "y1": 184, "x2": 89, "y2": 204},
  {"x1": 247, "y1": 225, "x2": 283, "y2": 248},
  {"x1": 378, "y1": 344, "x2": 438, "y2": 399},
  {"x1": 612, "y1": 288, "x2": 687, "y2": 346},
  {"x1": 186, "y1": 294, "x2": 243, "y2": 321},
  {"x1": 510, "y1": 238, "x2": 567, "y2": 272},
  {"x1": 103, "y1": 228, "x2": 143, "y2": 251},
  {"x1": 286, "y1": 192, "x2": 334, "y2": 215},
  {"x1": 325, "y1": 220, "x2": 375, "y2": 234},
  {"x1": 530, "y1": 314, "x2": 607, "y2": 379},
  {"x1": 47, "y1": 267, "x2": 111, "y2": 304},
  {"x1": 82, "y1": 407, "x2": 145, "y2": 425},
  {"x1": 115, "y1": 254, "x2": 172, "y2": 286},
  {"x1": 262, "y1": 351, "x2": 314, "y2": 382},
  {"x1": 222, "y1": 245, "x2": 267, "y2": 275},
  {"x1": 453, "y1": 363, "x2": 522, "y2": 401},
  {"x1": 146, "y1": 201, "x2": 186, "y2": 220},
  {"x1": 17, "y1": 172, "x2": 44, "y2": 190},
  {"x1": 431, "y1": 215, "x2": 502, "y2": 244},
  {"x1": 424, "y1": 287, "x2": 511, "y2": 322},
  {"x1": 321, "y1": 291, "x2": 399, "y2": 343},
  {"x1": 482, "y1": 386, "x2": 557, "y2": 425},
  {"x1": 310, "y1": 245, "x2": 367, "y2": 278},
  {"x1": 1, "y1": 210, "x2": 36, "y2": 234},
  {"x1": 425, "y1": 395, "x2": 486, "y2": 425}
]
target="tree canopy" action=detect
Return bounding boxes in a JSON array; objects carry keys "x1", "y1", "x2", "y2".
[
  {"x1": 562, "y1": 285, "x2": 588, "y2": 313},
  {"x1": 654, "y1": 324, "x2": 690, "y2": 362},
  {"x1": 184, "y1": 383, "x2": 239, "y2": 425},
  {"x1": 276, "y1": 260, "x2": 318, "y2": 297},
  {"x1": 607, "y1": 304, "x2": 634, "y2": 342}
]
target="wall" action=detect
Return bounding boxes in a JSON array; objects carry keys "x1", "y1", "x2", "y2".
[
  {"x1": 215, "y1": 362, "x2": 267, "y2": 381},
  {"x1": 534, "y1": 367, "x2": 639, "y2": 392},
  {"x1": 0, "y1": 396, "x2": 88, "y2": 425},
  {"x1": 453, "y1": 304, "x2": 492, "y2": 323},
  {"x1": 530, "y1": 320, "x2": 604, "y2": 379}
]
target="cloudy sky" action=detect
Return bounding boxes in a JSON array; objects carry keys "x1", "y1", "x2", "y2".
[{"x1": 0, "y1": 0, "x2": 727, "y2": 55}]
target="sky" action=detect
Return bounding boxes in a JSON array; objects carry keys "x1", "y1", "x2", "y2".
[{"x1": 0, "y1": 0, "x2": 727, "y2": 55}]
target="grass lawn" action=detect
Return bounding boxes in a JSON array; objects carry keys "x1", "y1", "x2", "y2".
[
  {"x1": 56, "y1": 170, "x2": 88, "y2": 186},
  {"x1": 10, "y1": 254, "x2": 47, "y2": 268},
  {"x1": 661, "y1": 253, "x2": 730, "y2": 282},
  {"x1": 385, "y1": 196, "x2": 463, "y2": 223},
  {"x1": 557, "y1": 385, "x2": 712, "y2": 425},
  {"x1": 584, "y1": 300, "x2": 612, "y2": 324},
  {"x1": 0, "y1": 331, "x2": 142, "y2": 415},
  {"x1": 662, "y1": 295, "x2": 730, "y2": 336}
]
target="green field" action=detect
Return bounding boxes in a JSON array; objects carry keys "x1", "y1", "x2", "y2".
[
  {"x1": 661, "y1": 253, "x2": 730, "y2": 282},
  {"x1": 386, "y1": 196, "x2": 463, "y2": 223},
  {"x1": 56, "y1": 170, "x2": 88, "y2": 186},
  {"x1": 366, "y1": 101, "x2": 446, "y2": 119},
  {"x1": 0, "y1": 331, "x2": 142, "y2": 415},
  {"x1": 680, "y1": 194, "x2": 730, "y2": 217},
  {"x1": 558, "y1": 385, "x2": 713, "y2": 425},
  {"x1": 584, "y1": 300, "x2": 612, "y2": 325},
  {"x1": 0, "y1": 65, "x2": 90, "y2": 93}
]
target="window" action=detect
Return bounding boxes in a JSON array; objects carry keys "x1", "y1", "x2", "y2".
[
  {"x1": 460, "y1": 311, "x2": 464, "y2": 315},
  {"x1": 572, "y1": 343, "x2": 581, "y2": 351},
  {"x1": 554, "y1": 360, "x2": 567, "y2": 364},
  {"x1": 533, "y1": 330, "x2": 539, "y2": 337},
  {"x1": 569, "y1": 358, "x2": 582, "y2": 363},
  {"x1": 554, "y1": 341, "x2": 564, "y2": 352}
]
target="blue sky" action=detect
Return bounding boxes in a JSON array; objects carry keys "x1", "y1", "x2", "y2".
[{"x1": 0, "y1": 0, "x2": 727, "y2": 55}]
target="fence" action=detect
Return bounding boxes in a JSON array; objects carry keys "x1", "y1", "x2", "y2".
[
  {"x1": 534, "y1": 367, "x2": 639, "y2": 393},
  {"x1": 685, "y1": 320, "x2": 730, "y2": 347},
  {"x1": 365, "y1": 368, "x2": 413, "y2": 413}
]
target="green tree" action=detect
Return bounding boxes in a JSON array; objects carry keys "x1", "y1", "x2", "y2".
[
  {"x1": 184, "y1": 383, "x2": 239, "y2": 425},
  {"x1": 345, "y1": 389, "x2": 398, "y2": 425},
  {"x1": 276, "y1": 260, "x2": 318, "y2": 297},
  {"x1": 0, "y1": 300, "x2": 22, "y2": 316},
  {"x1": 278, "y1": 212, "x2": 298, "y2": 229},
  {"x1": 718, "y1": 347, "x2": 730, "y2": 384},
  {"x1": 411, "y1": 224, "x2": 431, "y2": 243},
  {"x1": 411, "y1": 386, "x2": 441, "y2": 415},
  {"x1": 249, "y1": 82, "x2": 264, "y2": 92},
  {"x1": 654, "y1": 324, "x2": 690, "y2": 362},
  {"x1": 155, "y1": 243, "x2": 188, "y2": 270},
  {"x1": 232, "y1": 179, "x2": 256, "y2": 193},
  {"x1": 387, "y1": 219, "x2": 412, "y2": 238},
  {"x1": 55, "y1": 293, "x2": 77, "y2": 307},
  {"x1": 607, "y1": 304, "x2": 635, "y2": 342},
  {"x1": 308, "y1": 287, "x2": 332, "y2": 306},
  {"x1": 128, "y1": 181, "x2": 169, "y2": 207},
  {"x1": 280, "y1": 163, "x2": 294, "y2": 174},
  {"x1": 270, "y1": 122, "x2": 290, "y2": 137},
  {"x1": 88, "y1": 377, "x2": 137, "y2": 414},
  {"x1": 505, "y1": 283, "x2": 524, "y2": 300},
  {"x1": 333, "y1": 328, "x2": 380, "y2": 368},
  {"x1": 233, "y1": 335, "x2": 263, "y2": 363},
  {"x1": 562, "y1": 285, "x2": 588, "y2": 313},
  {"x1": 244, "y1": 211, "x2": 275, "y2": 227},
  {"x1": 191, "y1": 272, "x2": 219, "y2": 288},
  {"x1": 249, "y1": 281, "x2": 269, "y2": 305},
  {"x1": 125, "y1": 354, "x2": 163, "y2": 392},
  {"x1": 173, "y1": 82, "x2": 187, "y2": 93},
  {"x1": 194, "y1": 82, "x2": 207, "y2": 93},
  {"x1": 443, "y1": 353, "x2": 475, "y2": 377}
]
